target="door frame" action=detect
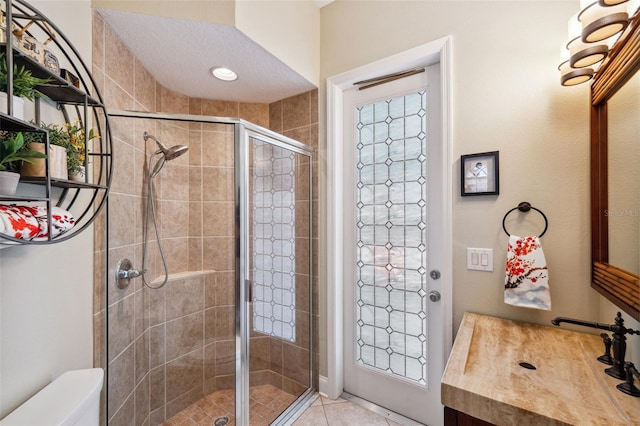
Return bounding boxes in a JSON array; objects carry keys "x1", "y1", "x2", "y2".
[{"x1": 325, "y1": 36, "x2": 454, "y2": 400}]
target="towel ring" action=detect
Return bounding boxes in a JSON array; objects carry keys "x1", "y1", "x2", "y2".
[{"x1": 502, "y1": 201, "x2": 548, "y2": 237}]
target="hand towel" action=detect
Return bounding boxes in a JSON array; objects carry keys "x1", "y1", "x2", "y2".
[
  {"x1": 0, "y1": 204, "x2": 74, "y2": 240},
  {"x1": 504, "y1": 235, "x2": 551, "y2": 310}
]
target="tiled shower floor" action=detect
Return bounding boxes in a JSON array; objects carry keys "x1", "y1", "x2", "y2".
[{"x1": 162, "y1": 385, "x2": 297, "y2": 426}]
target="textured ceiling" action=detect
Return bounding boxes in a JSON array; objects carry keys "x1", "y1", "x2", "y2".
[{"x1": 97, "y1": 8, "x2": 317, "y2": 104}]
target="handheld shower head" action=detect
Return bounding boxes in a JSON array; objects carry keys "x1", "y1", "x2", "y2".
[{"x1": 144, "y1": 131, "x2": 189, "y2": 178}]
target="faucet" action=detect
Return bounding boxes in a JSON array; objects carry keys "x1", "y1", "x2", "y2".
[
  {"x1": 551, "y1": 312, "x2": 640, "y2": 380},
  {"x1": 617, "y1": 362, "x2": 640, "y2": 397}
]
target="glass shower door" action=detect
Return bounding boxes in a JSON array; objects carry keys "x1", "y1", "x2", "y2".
[{"x1": 238, "y1": 129, "x2": 313, "y2": 425}]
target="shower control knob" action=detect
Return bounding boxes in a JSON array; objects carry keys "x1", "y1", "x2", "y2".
[
  {"x1": 428, "y1": 290, "x2": 441, "y2": 302},
  {"x1": 115, "y1": 258, "x2": 141, "y2": 289}
]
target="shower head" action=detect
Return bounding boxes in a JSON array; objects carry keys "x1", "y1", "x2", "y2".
[{"x1": 144, "y1": 131, "x2": 189, "y2": 178}]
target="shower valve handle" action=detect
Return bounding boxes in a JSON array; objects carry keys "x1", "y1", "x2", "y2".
[{"x1": 115, "y1": 258, "x2": 142, "y2": 289}]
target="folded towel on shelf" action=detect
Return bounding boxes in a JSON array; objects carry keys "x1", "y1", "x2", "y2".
[
  {"x1": 504, "y1": 235, "x2": 551, "y2": 310},
  {"x1": 0, "y1": 204, "x2": 75, "y2": 241}
]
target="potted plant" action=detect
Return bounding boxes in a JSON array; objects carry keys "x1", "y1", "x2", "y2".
[
  {"x1": 0, "y1": 132, "x2": 47, "y2": 195},
  {"x1": 20, "y1": 121, "x2": 99, "y2": 181},
  {"x1": 20, "y1": 122, "x2": 69, "y2": 180},
  {"x1": 64, "y1": 120, "x2": 99, "y2": 182},
  {"x1": 0, "y1": 52, "x2": 51, "y2": 119}
]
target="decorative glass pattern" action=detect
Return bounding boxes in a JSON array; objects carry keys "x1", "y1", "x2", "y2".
[
  {"x1": 252, "y1": 141, "x2": 296, "y2": 342},
  {"x1": 355, "y1": 90, "x2": 428, "y2": 385}
]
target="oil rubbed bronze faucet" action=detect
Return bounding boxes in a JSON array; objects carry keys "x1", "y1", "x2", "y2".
[{"x1": 551, "y1": 312, "x2": 640, "y2": 380}]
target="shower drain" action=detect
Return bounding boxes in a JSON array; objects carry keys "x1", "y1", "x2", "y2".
[{"x1": 214, "y1": 416, "x2": 229, "y2": 426}]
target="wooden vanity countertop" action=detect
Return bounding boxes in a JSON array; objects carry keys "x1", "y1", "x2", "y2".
[{"x1": 441, "y1": 312, "x2": 640, "y2": 425}]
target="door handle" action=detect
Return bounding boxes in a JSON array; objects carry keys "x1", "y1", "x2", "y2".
[
  {"x1": 245, "y1": 279, "x2": 253, "y2": 302},
  {"x1": 428, "y1": 290, "x2": 441, "y2": 302}
]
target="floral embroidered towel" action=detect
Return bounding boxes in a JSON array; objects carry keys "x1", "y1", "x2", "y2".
[{"x1": 504, "y1": 235, "x2": 551, "y2": 310}]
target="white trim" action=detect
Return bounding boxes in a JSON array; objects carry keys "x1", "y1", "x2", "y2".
[
  {"x1": 325, "y1": 35, "x2": 454, "y2": 400},
  {"x1": 340, "y1": 392, "x2": 426, "y2": 426},
  {"x1": 318, "y1": 375, "x2": 330, "y2": 397}
]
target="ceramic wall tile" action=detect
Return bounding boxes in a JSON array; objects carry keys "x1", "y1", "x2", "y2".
[
  {"x1": 203, "y1": 202, "x2": 234, "y2": 237},
  {"x1": 202, "y1": 236, "x2": 235, "y2": 271},
  {"x1": 282, "y1": 92, "x2": 309, "y2": 131},
  {"x1": 215, "y1": 271, "x2": 235, "y2": 307},
  {"x1": 104, "y1": 75, "x2": 135, "y2": 116},
  {"x1": 165, "y1": 237, "x2": 190, "y2": 273},
  {"x1": 134, "y1": 59, "x2": 155, "y2": 112},
  {"x1": 239, "y1": 102, "x2": 269, "y2": 128},
  {"x1": 269, "y1": 100, "x2": 282, "y2": 132},
  {"x1": 149, "y1": 366, "x2": 165, "y2": 412},
  {"x1": 202, "y1": 99, "x2": 238, "y2": 117},
  {"x1": 165, "y1": 346, "x2": 204, "y2": 399},
  {"x1": 188, "y1": 130, "x2": 203, "y2": 167},
  {"x1": 134, "y1": 331, "x2": 149, "y2": 386},
  {"x1": 189, "y1": 200, "x2": 202, "y2": 237},
  {"x1": 104, "y1": 22, "x2": 134, "y2": 96},
  {"x1": 189, "y1": 98, "x2": 202, "y2": 115},
  {"x1": 202, "y1": 167, "x2": 233, "y2": 201},
  {"x1": 134, "y1": 375, "x2": 150, "y2": 426},
  {"x1": 158, "y1": 85, "x2": 189, "y2": 114},
  {"x1": 108, "y1": 344, "x2": 135, "y2": 416},
  {"x1": 92, "y1": 13, "x2": 105, "y2": 73},
  {"x1": 107, "y1": 391, "x2": 135, "y2": 426},
  {"x1": 165, "y1": 276, "x2": 204, "y2": 320},
  {"x1": 188, "y1": 237, "x2": 203, "y2": 272},
  {"x1": 201, "y1": 130, "x2": 234, "y2": 167}
]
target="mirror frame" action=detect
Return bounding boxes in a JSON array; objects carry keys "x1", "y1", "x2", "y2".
[{"x1": 591, "y1": 11, "x2": 640, "y2": 321}]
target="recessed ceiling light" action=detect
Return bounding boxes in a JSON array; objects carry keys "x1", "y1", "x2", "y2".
[{"x1": 210, "y1": 66, "x2": 238, "y2": 82}]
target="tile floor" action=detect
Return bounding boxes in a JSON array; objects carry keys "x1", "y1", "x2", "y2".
[
  {"x1": 162, "y1": 384, "x2": 297, "y2": 426},
  {"x1": 292, "y1": 396, "x2": 401, "y2": 426},
  {"x1": 161, "y1": 386, "x2": 399, "y2": 426}
]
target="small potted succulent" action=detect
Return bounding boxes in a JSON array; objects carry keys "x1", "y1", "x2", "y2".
[{"x1": 0, "y1": 132, "x2": 47, "y2": 195}]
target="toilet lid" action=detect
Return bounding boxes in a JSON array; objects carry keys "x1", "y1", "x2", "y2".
[{"x1": 0, "y1": 369, "x2": 104, "y2": 426}]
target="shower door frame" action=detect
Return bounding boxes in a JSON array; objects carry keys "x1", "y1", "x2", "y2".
[
  {"x1": 107, "y1": 111, "x2": 315, "y2": 426},
  {"x1": 237, "y1": 124, "x2": 316, "y2": 425}
]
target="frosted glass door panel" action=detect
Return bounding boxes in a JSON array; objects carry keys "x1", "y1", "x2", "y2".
[
  {"x1": 355, "y1": 91, "x2": 428, "y2": 386},
  {"x1": 251, "y1": 140, "x2": 297, "y2": 341}
]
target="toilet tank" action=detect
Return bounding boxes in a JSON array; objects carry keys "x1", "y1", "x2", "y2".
[{"x1": 0, "y1": 368, "x2": 104, "y2": 426}]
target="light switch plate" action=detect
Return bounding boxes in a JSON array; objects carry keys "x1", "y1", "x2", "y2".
[{"x1": 467, "y1": 248, "x2": 493, "y2": 271}]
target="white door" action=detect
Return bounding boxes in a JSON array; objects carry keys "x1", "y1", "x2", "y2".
[{"x1": 342, "y1": 64, "x2": 445, "y2": 425}]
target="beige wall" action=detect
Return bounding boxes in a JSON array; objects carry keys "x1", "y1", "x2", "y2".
[
  {"x1": 0, "y1": 0, "x2": 94, "y2": 419},
  {"x1": 236, "y1": 0, "x2": 320, "y2": 87},
  {"x1": 92, "y1": 0, "x2": 321, "y2": 87},
  {"x1": 319, "y1": 0, "x2": 639, "y2": 375}
]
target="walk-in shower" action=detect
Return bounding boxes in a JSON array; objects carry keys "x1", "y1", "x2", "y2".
[{"x1": 105, "y1": 111, "x2": 315, "y2": 426}]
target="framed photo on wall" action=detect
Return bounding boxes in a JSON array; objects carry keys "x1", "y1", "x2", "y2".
[{"x1": 461, "y1": 151, "x2": 499, "y2": 196}]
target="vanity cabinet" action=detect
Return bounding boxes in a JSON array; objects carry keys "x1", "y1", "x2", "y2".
[
  {"x1": 0, "y1": 0, "x2": 112, "y2": 244},
  {"x1": 444, "y1": 407, "x2": 494, "y2": 426},
  {"x1": 441, "y1": 313, "x2": 640, "y2": 425}
]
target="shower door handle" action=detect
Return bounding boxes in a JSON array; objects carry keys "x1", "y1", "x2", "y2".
[{"x1": 245, "y1": 279, "x2": 254, "y2": 303}]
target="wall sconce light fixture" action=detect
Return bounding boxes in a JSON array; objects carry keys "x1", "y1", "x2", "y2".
[
  {"x1": 580, "y1": 0, "x2": 630, "y2": 42},
  {"x1": 559, "y1": 0, "x2": 639, "y2": 86}
]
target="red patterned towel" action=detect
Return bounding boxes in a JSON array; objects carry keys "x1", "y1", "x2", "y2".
[
  {"x1": 504, "y1": 235, "x2": 551, "y2": 310},
  {"x1": 0, "y1": 204, "x2": 74, "y2": 241}
]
